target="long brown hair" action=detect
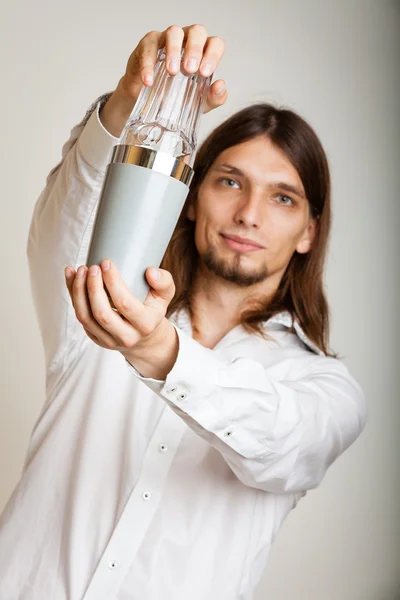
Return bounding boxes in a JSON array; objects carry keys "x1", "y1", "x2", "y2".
[{"x1": 161, "y1": 103, "x2": 334, "y2": 356}]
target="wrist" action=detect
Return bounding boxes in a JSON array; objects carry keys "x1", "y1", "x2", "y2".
[
  {"x1": 99, "y1": 88, "x2": 137, "y2": 138},
  {"x1": 121, "y1": 319, "x2": 179, "y2": 381}
]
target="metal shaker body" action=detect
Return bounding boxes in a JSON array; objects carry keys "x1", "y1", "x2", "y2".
[{"x1": 86, "y1": 146, "x2": 193, "y2": 303}]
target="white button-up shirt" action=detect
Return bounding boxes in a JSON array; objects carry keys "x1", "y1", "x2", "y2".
[{"x1": 0, "y1": 95, "x2": 367, "y2": 600}]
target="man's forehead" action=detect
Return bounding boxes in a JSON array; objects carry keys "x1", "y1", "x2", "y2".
[{"x1": 213, "y1": 139, "x2": 299, "y2": 173}]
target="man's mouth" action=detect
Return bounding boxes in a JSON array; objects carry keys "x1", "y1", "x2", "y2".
[{"x1": 220, "y1": 234, "x2": 264, "y2": 253}]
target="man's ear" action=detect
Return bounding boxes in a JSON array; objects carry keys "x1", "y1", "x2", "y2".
[
  {"x1": 186, "y1": 202, "x2": 196, "y2": 222},
  {"x1": 296, "y1": 218, "x2": 317, "y2": 254}
]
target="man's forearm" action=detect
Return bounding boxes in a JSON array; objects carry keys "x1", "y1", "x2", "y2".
[{"x1": 121, "y1": 318, "x2": 179, "y2": 381}]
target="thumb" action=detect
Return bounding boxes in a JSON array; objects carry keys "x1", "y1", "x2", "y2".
[
  {"x1": 204, "y1": 79, "x2": 228, "y2": 114},
  {"x1": 144, "y1": 267, "x2": 176, "y2": 309}
]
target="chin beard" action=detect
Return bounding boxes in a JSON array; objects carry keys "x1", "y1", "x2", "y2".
[{"x1": 202, "y1": 245, "x2": 269, "y2": 287}]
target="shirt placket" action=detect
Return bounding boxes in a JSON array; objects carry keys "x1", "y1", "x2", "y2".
[{"x1": 82, "y1": 405, "x2": 187, "y2": 600}]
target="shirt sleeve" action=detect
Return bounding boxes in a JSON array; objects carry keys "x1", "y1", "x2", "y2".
[
  {"x1": 27, "y1": 92, "x2": 118, "y2": 392},
  {"x1": 125, "y1": 324, "x2": 367, "y2": 494}
]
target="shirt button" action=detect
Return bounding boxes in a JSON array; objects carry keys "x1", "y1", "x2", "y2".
[
  {"x1": 108, "y1": 560, "x2": 119, "y2": 570},
  {"x1": 166, "y1": 385, "x2": 178, "y2": 394},
  {"x1": 178, "y1": 391, "x2": 188, "y2": 401},
  {"x1": 142, "y1": 491, "x2": 152, "y2": 500},
  {"x1": 159, "y1": 443, "x2": 168, "y2": 452}
]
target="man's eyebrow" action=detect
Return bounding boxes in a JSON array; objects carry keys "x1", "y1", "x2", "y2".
[
  {"x1": 215, "y1": 163, "x2": 246, "y2": 177},
  {"x1": 214, "y1": 163, "x2": 306, "y2": 200},
  {"x1": 272, "y1": 181, "x2": 305, "y2": 200}
]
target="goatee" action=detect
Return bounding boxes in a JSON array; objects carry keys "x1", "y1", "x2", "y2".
[{"x1": 202, "y1": 246, "x2": 269, "y2": 287}]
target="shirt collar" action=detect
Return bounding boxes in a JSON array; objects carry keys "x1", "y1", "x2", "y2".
[
  {"x1": 169, "y1": 307, "x2": 324, "y2": 356},
  {"x1": 265, "y1": 311, "x2": 325, "y2": 356}
]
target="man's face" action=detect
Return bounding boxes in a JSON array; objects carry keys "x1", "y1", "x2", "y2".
[{"x1": 187, "y1": 136, "x2": 316, "y2": 289}]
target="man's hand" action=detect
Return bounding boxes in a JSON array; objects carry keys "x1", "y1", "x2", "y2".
[
  {"x1": 101, "y1": 24, "x2": 227, "y2": 137},
  {"x1": 64, "y1": 261, "x2": 179, "y2": 380}
]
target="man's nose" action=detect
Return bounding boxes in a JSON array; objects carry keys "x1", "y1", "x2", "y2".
[{"x1": 233, "y1": 191, "x2": 264, "y2": 228}]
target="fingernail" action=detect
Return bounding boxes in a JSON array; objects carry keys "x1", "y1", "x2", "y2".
[
  {"x1": 168, "y1": 59, "x2": 179, "y2": 73},
  {"x1": 77, "y1": 266, "x2": 85, "y2": 277},
  {"x1": 201, "y1": 64, "x2": 213, "y2": 77},
  {"x1": 65, "y1": 267, "x2": 73, "y2": 279},
  {"x1": 88, "y1": 265, "x2": 99, "y2": 277},
  {"x1": 152, "y1": 268, "x2": 160, "y2": 281},
  {"x1": 216, "y1": 82, "x2": 225, "y2": 95},
  {"x1": 186, "y1": 58, "x2": 198, "y2": 72},
  {"x1": 144, "y1": 73, "x2": 153, "y2": 85},
  {"x1": 101, "y1": 260, "x2": 111, "y2": 272}
]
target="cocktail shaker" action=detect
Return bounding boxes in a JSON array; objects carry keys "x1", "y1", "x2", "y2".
[{"x1": 86, "y1": 49, "x2": 211, "y2": 304}]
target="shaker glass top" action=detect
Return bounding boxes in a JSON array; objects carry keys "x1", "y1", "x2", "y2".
[{"x1": 118, "y1": 49, "x2": 211, "y2": 167}]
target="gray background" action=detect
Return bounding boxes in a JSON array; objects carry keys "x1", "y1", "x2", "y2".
[{"x1": 0, "y1": 1, "x2": 399, "y2": 598}]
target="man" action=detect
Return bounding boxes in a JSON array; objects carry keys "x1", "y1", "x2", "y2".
[{"x1": 0, "y1": 24, "x2": 366, "y2": 600}]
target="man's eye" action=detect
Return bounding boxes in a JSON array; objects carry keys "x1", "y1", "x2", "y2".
[
  {"x1": 276, "y1": 195, "x2": 294, "y2": 206},
  {"x1": 219, "y1": 178, "x2": 240, "y2": 189}
]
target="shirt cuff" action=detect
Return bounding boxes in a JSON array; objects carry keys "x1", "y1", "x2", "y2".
[
  {"x1": 125, "y1": 359, "x2": 166, "y2": 394},
  {"x1": 76, "y1": 100, "x2": 120, "y2": 173},
  {"x1": 124, "y1": 323, "x2": 221, "y2": 390},
  {"x1": 123, "y1": 322, "x2": 222, "y2": 395}
]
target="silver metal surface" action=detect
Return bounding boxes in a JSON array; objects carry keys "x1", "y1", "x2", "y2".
[{"x1": 110, "y1": 145, "x2": 194, "y2": 186}]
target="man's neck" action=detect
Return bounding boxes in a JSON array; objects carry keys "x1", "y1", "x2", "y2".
[
  {"x1": 188, "y1": 267, "x2": 277, "y2": 349},
  {"x1": 189, "y1": 283, "x2": 241, "y2": 349}
]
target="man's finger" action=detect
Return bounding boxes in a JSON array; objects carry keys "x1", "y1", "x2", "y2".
[
  {"x1": 181, "y1": 24, "x2": 208, "y2": 74},
  {"x1": 101, "y1": 260, "x2": 158, "y2": 338},
  {"x1": 144, "y1": 267, "x2": 176, "y2": 311},
  {"x1": 64, "y1": 267, "x2": 76, "y2": 305},
  {"x1": 199, "y1": 35, "x2": 226, "y2": 78},
  {"x1": 69, "y1": 266, "x2": 120, "y2": 349},
  {"x1": 86, "y1": 265, "x2": 136, "y2": 347},
  {"x1": 164, "y1": 25, "x2": 185, "y2": 75},
  {"x1": 131, "y1": 30, "x2": 163, "y2": 86}
]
